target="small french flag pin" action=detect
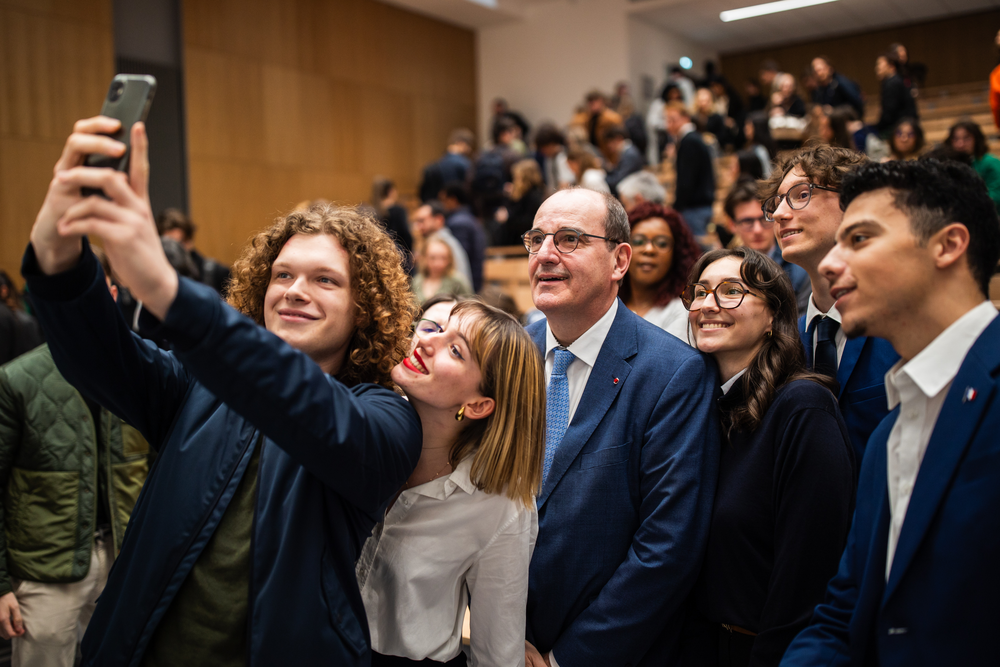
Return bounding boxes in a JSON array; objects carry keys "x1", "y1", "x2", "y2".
[{"x1": 963, "y1": 387, "x2": 977, "y2": 403}]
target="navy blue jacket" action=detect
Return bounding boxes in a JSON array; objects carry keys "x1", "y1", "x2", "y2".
[
  {"x1": 22, "y1": 241, "x2": 422, "y2": 667},
  {"x1": 782, "y1": 315, "x2": 1000, "y2": 667},
  {"x1": 526, "y1": 302, "x2": 720, "y2": 665},
  {"x1": 674, "y1": 131, "x2": 715, "y2": 210},
  {"x1": 445, "y1": 206, "x2": 487, "y2": 293},
  {"x1": 799, "y1": 315, "x2": 898, "y2": 462},
  {"x1": 605, "y1": 143, "x2": 646, "y2": 197}
]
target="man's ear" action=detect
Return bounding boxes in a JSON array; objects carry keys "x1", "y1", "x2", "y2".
[
  {"x1": 932, "y1": 222, "x2": 970, "y2": 271},
  {"x1": 462, "y1": 396, "x2": 495, "y2": 421},
  {"x1": 611, "y1": 241, "x2": 632, "y2": 283}
]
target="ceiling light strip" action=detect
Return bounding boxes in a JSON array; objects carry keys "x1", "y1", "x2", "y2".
[{"x1": 720, "y1": 0, "x2": 838, "y2": 22}]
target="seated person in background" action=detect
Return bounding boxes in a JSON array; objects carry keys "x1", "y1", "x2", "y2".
[
  {"x1": 370, "y1": 176, "x2": 415, "y2": 274},
  {"x1": 570, "y1": 90, "x2": 624, "y2": 165},
  {"x1": 875, "y1": 51, "x2": 918, "y2": 138},
  {"x1": 740, "y1": 112, "x2": 777, "y2": 178},
  {"x1": 680, "y1": 247, "x2": 856, "y2": 667},
  {"x1": 156, "y1": 208, "x2": 231, "y2": 296},
  {"x1": 620, "y1": 201, "x2": 702, "y2": 342},
  {"x1": 412, "y1": 235, "x2": 473, "y2": 303},
  {"x1": 886, "y1": 117, "x2": 925, "y2": 162},
  {"x1": 0, "y1": 247, "x2": 152, "y2": 667},
  {"x1": 359, "y1": 300, "x2": 544, "y2": 667},
  {"x1": 617, "y1": 171, "x2": 667, "y2": 213},
  {"x1": 769, "y1": 74, "x2": 807, "y2": 118},
  {"x1": 533, "y1": 123, "x2": 576, "y2": 192},
  {"x1": 412, "y1": 201, "x2": 474, "y2": 288},
  {"x1": 565, "y1": 148, "x2": 611, "y2": 194},
  {"x1": 23, "y1": 117, "x2": 422, "y2": 666},
  {"x1": 494, "y1": 159, "x2": 545, "y2": 247},
  {"x1": 419, "y1": 128, "x2": 474, "y2": 204},
  {"x1": 441, "y1": 185, "x2": 487, "y2": 293},
  {"x1": 603, "y1": 125, "x2": 646, "y2": 197},
  {"x1": 694, "y1": 87, "x2": 739, "y2": 150},
  {"x1": 0, "y1": 271, "x2": 43, "y2": 365},
  {"x1": 946, "y1": 119, "x2": 1000, "y2": 213},
  {"x1": 816, "y1": 107, "x2": 858, "y2": 150},
  {"x1": 811, "y1": 56, "x2": 864, "y2": 117},
  {"x1": 724, "y1": 178, "x2": 810, "y2": 314}
]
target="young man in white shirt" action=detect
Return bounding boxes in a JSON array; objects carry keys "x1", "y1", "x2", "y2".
[{"x1": 781, "y1": 159, "x2": 1000, "y2": 666}]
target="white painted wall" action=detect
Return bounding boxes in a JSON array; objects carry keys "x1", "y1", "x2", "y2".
[
  {"x1": 477, "y1": 0, "x2": 630, "y2": 144},
  {"x1": 477, "y1": 0, "x2": 718, "y2": 144}
]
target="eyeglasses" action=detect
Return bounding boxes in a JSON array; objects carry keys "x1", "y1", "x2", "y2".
[
  {"x1": 894, "y1": 129, "x2": 915, "y2": 138},
  {"x1": 681, "y1": 281, "x2": 760, "y2": 311},
  {"x1": 629, "y1": 234, "x2": 673, "y2": 250},
  {"x1": 732, "y1": 215, "x2": 773, "y2": 230},
  {"x1": 521, "y1": 228, "x2": 617, "y2": 254},
  {"x1": 762, "y1": 182, "x2": 839, "y2": 222},
  {"x1": 414, "y1": 318, "x2": 444, "y2": 335}
]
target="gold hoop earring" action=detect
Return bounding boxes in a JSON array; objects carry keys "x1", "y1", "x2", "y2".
[
  {"x1": 455, "y1": 406, "x2": 465, "y2": 421},
  {"x1": 765, "y1": 330, "x2": 773, "y2": 338}
]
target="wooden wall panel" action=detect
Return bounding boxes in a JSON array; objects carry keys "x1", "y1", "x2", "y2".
[
  {"x1": 184, "y1": 0, "x2": 478, "y2": 266},
  {"x1": 720, "y1": 10, "x2": 1000, "y2": 106},
  {"x1": 0, "y1": 0, "x2": 113, "y2": 286}
]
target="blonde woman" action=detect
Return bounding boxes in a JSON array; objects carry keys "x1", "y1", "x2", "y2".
[
  {"x1": 358, "y1": 300, "x2": 545, "y2": 666},
  {"x1": 412, "y1": 235, "x2": 472, "y2": 302},
  {"x1": 495, "y1": 159, "x2": 545, "y2": 246}
]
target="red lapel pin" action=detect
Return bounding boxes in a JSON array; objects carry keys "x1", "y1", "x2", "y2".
[{"x1": 613, "y1": 377, "x2": 619, "y2": 385}]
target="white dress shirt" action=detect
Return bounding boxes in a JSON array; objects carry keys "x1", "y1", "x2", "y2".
[
  {"x1": 544, "y1": 299, "x2": 619, "y2": 424},
  {"x1": 805, "y1": 296, "x2": 847, "y2": 366},
  {"x1": 357, "y1": 456, "x2": 538, "y2": 666},
  {"x1": 883, "y1": 301, "x2": 997, "y2": 579},
  {"x1": 721, "y1": 368, "x2": 747, "y2": 395},
  {"x1": 641, "y1": 297, "x2": 692, "y2": 345}
]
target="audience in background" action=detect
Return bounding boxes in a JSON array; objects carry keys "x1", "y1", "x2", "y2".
[
  {"x1": 617, "y1": 171, "x2": 667, "y2": 212},
  {"x1": 566, "y1": 148, "x2": 611, "y2": 194},
  {"x1": 411, "y1": 201, "x2": 474, "y2": 290},
  {"x1": 412, "y1": 235, "x2": 472, "y2": 303},
  {"x1": 156, "y1": 208, "x2": 231, "y2": 296},
  {"x1": 770, "y1": 73, "x2": 807, "y2": 118},
  {"x1": 490, "y1": 98, "x2": 531, "y2": 151},
  {"x1": 811, "y1": 56, "x2": 864, "y2": 117},
  {"x1": 471, "y1": 118, "x2": 520, "y2": 224},
  {"x1": 612, "y1": 84, "x2": 649, "y2": 160},
  {"x1": 946, "y1": 119, "x2": 1000, "y2": 212},
  {"x1": 681, "y1": 247, "x2": 856, "y2": 667},
  {"x1": 620, "y1": 201, "x2": 701, "y2": 342},
  {"x1": 741, "y1": 111, "x2": 777, "y2": 178},
  {"x1": 668, "y1": 65, "x2": 697, "y2": 108},
  {"x1": 603, "y1": 125, "x2": 646, "y2": 197},
  {"x1": 572, "y1": 90, "x2": 624, "y2": 165},
  {"x1": 533, "y1": 123, "x2": 575, "y2": 192},
  {"x1": 495, "y1": 159, "x2": 545, "y2": 247},
  {"x1": 665, "y1": 101, "x2": 717, "y2": 237},
  {"x1": 891, "y1": 41, "x2": 927, "y2": 90},
  {"x1": 886, "y1": 117, "x2": 925, "y2": 161},
  {"x1": 441, "y1": 186, "x2": 487, "y2": 293},
  {"x1": 694, "y1": 86, "x2": 739, "y2": 150},
  {"x1": 418, "y1": 128, "x2": 474, "y2": 203},
  {"x1": 817, "y1": 106, "x2": 858, "y2": 150},
  {"x1": 0, "y1": 271, "x2": 42, "y2": 365},
  {"x1": 875, "y1": 51, "x2": 919, "y2": 137},
  {"x1": 370, "y1": 176, "x2": 415, "y2": 274},
  {"x1": 647, "y1": 82, "x2": 684, "y2": 165},
  {"x1": 724, "y1": 178, "x2": 811, "y2": 314}
]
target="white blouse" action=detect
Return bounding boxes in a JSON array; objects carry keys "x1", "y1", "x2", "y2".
[
  {"x1": 641, "y1": 297, "x2": 692, "y2": 345},
  {"x1": 356, "y1": 456, "x2": 538, "y2": 666}
]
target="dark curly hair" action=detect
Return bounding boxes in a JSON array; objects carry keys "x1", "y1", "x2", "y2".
[
  {"x1": 226, "y1": 202, "x2": 417, "y2": 389},
  {"x1": 620, "y1": 201, "x2": 702, "y2": 307},
  {"x1": 688, "y1": 247, "x2": 834, "y2": 435},
  {"x1": 759, "y1": 144, "x2": 869, "y2": 202}
]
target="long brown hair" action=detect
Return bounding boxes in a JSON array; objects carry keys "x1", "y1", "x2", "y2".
[
  {"x1": 227, "y1": 203, "x2": 417, "y2": 389},
  {"x1": 448, "y1": 300, "x2": 545, "y2": 506},
  {"x1": 688, "y1": 247, "x2": 834, "y2": 435}
]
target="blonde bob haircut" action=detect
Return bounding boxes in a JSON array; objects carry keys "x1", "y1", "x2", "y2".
[
  {"x1": 448, "y1": 300, "x2": 545, "y2": 506},
  {"x1": 227, "y1": 202, "x2": 417, "y2": 389}
]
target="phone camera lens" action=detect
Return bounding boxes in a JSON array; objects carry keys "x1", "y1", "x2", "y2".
[{"x1": 109, "y1": 81, "x2": 125, "y2": 102}]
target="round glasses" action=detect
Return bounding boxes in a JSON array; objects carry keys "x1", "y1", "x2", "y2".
[
  {"x1": 521, "y1": 228, "x2": 616, "y2": 254},
  {"x1": 414, "y1": 318, "x2": 444, "y2": 335},
  {"x1": 630, "y1": 234, "x2": 672, "y2": 250},
  {"x1": 762, "y1": 182, "x2": 839, "y2": 222},
  {"x1": 681, "y1": 281, "x2": 759, "y2": 311},
  {"x1": 732, "y1": 215, "x2": 773, "y2": 230}
]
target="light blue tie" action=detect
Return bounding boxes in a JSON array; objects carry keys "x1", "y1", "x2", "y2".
[{"x1": 544, "y1": 348, "x2": 576, "y2": 483}]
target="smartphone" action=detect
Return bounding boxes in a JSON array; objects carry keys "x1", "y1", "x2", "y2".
[{"x1": 83, "y1": 74, "x2": 157, "y2": 195}]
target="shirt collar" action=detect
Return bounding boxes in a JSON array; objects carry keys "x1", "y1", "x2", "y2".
[
  {"x1": 721, "y1": 368, "x2": 747, "y2": 394},
  {"x1": 805, "y1": 295, "x2": 842, "y2": 329},
  {"x1": 408, "y1": 455, "x2": 477, "y2": 500},
  {"x1": 677, "y1": 122, "x2": 696, "y2": 139},
  {"x1": 884, "y1": 301, "x2": 997, "y2": 409},
  {"x1": 545, "y1": 299, "x2": 619, "y2": 369}
]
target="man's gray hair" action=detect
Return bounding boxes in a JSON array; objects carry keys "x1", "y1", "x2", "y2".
[
  {"x1": 617, "y1": 171, "x2": 666, "y2": 205},
  {"x1": 599, "y1": 191, "x2": 631, "y2": 246}
]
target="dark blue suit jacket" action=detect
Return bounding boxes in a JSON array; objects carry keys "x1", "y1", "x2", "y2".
[
  {"x1": 782, "y1": 315, "x2": 1000, "y2": 667},
  {"x1": 526, "y1": 302, "x2": 721, "y2": 666},
  {"x1": 799, "y1": 315, "x2": 899, "y2": 461}
]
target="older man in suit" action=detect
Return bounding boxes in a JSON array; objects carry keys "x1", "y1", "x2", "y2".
[
  {"x1": 522, "y1": 188, "x2": 720, "y2": 666},
  {"x1": 782, "y1": 159, "x2": 1000, "y2": 666},
  {"x1": 761, "y1": 145, "x2": 899, "y2": 462}
]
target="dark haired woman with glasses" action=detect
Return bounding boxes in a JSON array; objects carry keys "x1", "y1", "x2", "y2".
[
  {"x1": 617, "y1": 201, "x2": 702, "y2": 342},
  {"x1": 946, "y1": 120, "x2": 1000, "y2": 213},
  {"x1": 679, "y1": 247, "x2": 856, "y2": 667}
]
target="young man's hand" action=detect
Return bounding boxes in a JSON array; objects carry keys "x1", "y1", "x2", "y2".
[
  {"x1": 32, "y1": 118, "x2": 178, "y2": 319},
  {"x1": 0, "y1": 592, "x2": 24, "y2": 640}
]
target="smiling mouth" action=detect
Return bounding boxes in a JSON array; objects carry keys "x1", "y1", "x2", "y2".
[
  {"x1": 279, "y1": 310, "x2": 317, "y2": 321},
  {"x1": 537, "y1": 275, "x2": 568, "y2": 283},
  {"x1": 699, "y1": 322, "x2": 731, "y2": 329},
  {"x1": 830, "y1": 286, "x2": 855, "y2": 301},
  {"x1": 780, "y1": 230, "x2": 802, "y2": 240},
  {"x1": 403, "y1": 351, "x2": 429, "y2": 374}
]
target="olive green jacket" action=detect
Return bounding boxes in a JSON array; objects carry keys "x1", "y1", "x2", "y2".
[{"x1": 0, "y1": 345, "x2": 151, "y2": 597}]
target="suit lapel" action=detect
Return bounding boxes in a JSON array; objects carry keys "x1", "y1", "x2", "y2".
[
  {"x1": 837, "y1": 336, "x2": 866, "y2": 398},
  {"x1": 799, "y1": 314, "x2": 813, "y2": 368},
  {"x1": 537, "y1": 304, "x2": 637, "y2": 509},
  {"x1": 883, "y1": 322, "x2": 1000, "y2": 600}
]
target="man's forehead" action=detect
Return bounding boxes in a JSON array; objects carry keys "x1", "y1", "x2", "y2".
[{"x1": 534, "y1": 191, "x2": 604, "y2": 231}]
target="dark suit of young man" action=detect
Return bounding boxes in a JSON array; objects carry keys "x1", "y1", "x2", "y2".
[{"x1": 522, "y1": 189, "x2": 720, "y2": 666}]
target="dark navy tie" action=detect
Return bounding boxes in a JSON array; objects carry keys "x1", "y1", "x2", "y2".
[{"x1": 813, "y1": 315, "x2": 840, "y2": 381}]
